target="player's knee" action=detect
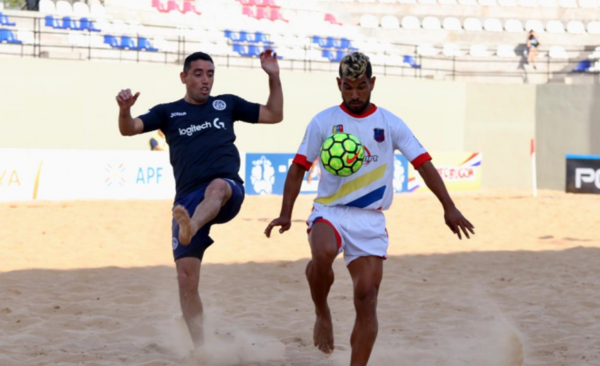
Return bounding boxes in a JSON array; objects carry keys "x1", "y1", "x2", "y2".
[
  {"x1": 206, "y1": 179, "x2": 229, "y2": 198},
  {"x1": 311, "y1": 246, "x2": 337, "y2": 267},
  {"x1": 354, "y1": 285, "x2": 379, "y2": 311},
  {"x1": 177, "y1": 269, "x2": 199, "y2": 293}
]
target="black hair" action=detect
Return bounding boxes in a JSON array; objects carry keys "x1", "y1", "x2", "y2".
[{"x1": 183, "y1": 52, "x2": 214, "y2": 74}]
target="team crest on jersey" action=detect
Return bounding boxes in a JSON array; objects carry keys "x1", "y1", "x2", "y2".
[
  {"x1": 332, "y1": 124, "x2": 344, "y2": 134},
  {"x1": 213, "y1": 100, "x2": 227, "y2": 111},
  {"x1": 373, "y1": 128, "x2": 385, "y2": 143}
]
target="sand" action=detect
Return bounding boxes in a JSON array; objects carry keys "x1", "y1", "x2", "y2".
[{"x1": 1, "y1": 190, "x2": 599, "y2": 366}]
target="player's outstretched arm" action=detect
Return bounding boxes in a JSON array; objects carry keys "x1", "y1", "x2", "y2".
[
  {"x1": 258, "y1": 49, "x2": 283, "y2": 124},
  {"x1": 417, "y1": 160, "x2": 475, "y2": 240},
  {"x1": 264, "y1": 163, "x2": 305, "y2": 238},
  {"x1": 116, "y1": 89, "x2": 144, "y2": 136}
]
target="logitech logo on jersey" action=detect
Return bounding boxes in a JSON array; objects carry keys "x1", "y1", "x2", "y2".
[
  {"x1": 170, "y1": 112, "x2": 187, "y2": 118},
  {"x1": 178, "y1": 118, "x2": 226, "y2": 136}
]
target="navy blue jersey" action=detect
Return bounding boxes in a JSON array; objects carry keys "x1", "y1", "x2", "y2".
[{"x1": 138, "y1": 95, "x2": 260, "y2": 200}]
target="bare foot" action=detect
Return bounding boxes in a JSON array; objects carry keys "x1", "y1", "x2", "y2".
[
  {"x1": 314, "y1": 308, "x2": 334, "y2": 354},
  {"x1": 173, "y1": 205, "x2": 198, "y2": 245}
]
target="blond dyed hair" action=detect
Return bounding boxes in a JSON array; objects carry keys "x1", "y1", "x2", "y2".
[{"x1": 339, "y1": 52, "x2": 372, "y2": 80}]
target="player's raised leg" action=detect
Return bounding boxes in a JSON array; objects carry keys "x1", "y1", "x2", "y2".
[
  {"x1": 173, "y1": 179, "x2": 233, "y2": 245},
  {"x1": 307, "y1": 222, "x2": 339, "y2": 354},
  {"x1": 347, "y1": 256, "x2": 383, "y2": 366},
  {"x1": 176, "y1": 257, "x2": 204, "y2": 347}
]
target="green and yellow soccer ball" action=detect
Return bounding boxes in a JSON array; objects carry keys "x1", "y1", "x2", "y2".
[{"x1": 320, "y1": 133, "x2": 365, "y2": 177}]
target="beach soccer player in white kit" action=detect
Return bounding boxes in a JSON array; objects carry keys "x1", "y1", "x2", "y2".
[{"x1": 265, "y1": 52, "x2": 475, "y2": 366}]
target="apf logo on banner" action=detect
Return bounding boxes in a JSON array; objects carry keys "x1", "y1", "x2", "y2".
[
  {"x1": 408, "y1": 152, "x2": 483, "y2": 192},
  {"x1": 566, "y1": 154, "x2": 600, "y2": 194}
]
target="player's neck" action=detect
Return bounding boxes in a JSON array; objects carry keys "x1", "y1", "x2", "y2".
[
  {"x1": 340, "y1": 102, "x2": 377, "y2": 118},
  {"x1": 183, "y1": 95, "x2": 209, "y2": 105}
]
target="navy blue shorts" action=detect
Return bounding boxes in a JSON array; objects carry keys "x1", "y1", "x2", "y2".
[{"x1": 171, "y1": 179, "x2": 245, "y2": 261}]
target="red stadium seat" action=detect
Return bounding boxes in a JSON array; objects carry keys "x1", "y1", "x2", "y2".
[
  {"x1": 242, "y1": 6, "x2": 256, "y2": 18},
  {"x1": 325, "y1": 13, "x2": 342, "y2": 25},
  {"x1": 152, "y1": 0, "x2": 168, "y2": 12},
  {"x1": 167, "y1": 0, "x2": 182, "y2": 13},
  {"x1": 269, "y1": 9, "x2": 287, "y2": 22},
  {"x1": 263, "y1": 0, "x2": 281, "y2": 8},
  {"x1": 182, "y1": 0, "x2": 200, "y2": 14},
  {"x1": 256, "y1": 7, "x2": 269, "y2": 20}
]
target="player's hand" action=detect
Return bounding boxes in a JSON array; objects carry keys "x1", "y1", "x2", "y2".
[
  {"x1": 264, "y1": 216, "x2": 291, "y2": 238},
  {"x1": 444, "y1": 207, "x2": 475, "y2": 240},
  {"x1": 260, "y1": 49, "x2": 280, "y2": 76},
  {"x1": 116, "y1": 89, "x2": 140, "y2": 109}
]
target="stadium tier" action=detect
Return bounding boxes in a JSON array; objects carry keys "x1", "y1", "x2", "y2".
[{"x1": 0, "y1": 0, "x2": 599, "y2": 82}]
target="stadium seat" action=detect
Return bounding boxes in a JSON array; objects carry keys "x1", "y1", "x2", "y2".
[
  {"x1": 422, "y1": 16, "x2": 441, "y2": 31},
  {"x1": 470, "y1": 44, "x2": 490, "y2": 57},
  {"x1": 17, "y1": 29, "x2": 34, "y2": 44},
  {"x1": 567, "y1": 20, "x2": 585, "y2": 34},
  {"x1": 505, "y1": 19, "x2": 524, "y2": 32},
  {"x1": 58, "y1": 16, "x2": 78, "y2": 30},
  {"x1": 484, "y1": 18, "x2": 503, "y2": 32},
  {"x1": 0, "y1": 28, "x2": 21, "y2": 44},
  {"x1": 138, "y1": 37, "x2": 159, "y2": 51},
  {"x1": 242, "y1": 6, "x2": 255, "y2": 18},
  {"x1": 417, "y1": 43, "x2": 438, "y2": 56},
  {"x1": 525, "y1": 20, "x2": 545, "y2": 33},
  {"x1": 324, "y1": 14, "x2": 341, "y2": 25},
  {"x1": 573, "y1": 59, "x2": 592, "y2": 72},
  {"x1": 438, "y1": 0, "x2": 458, "y2": 4},
  {"x1": 443, "y1": 43, "x2": 463, "y2": 56},
  {"x1": 402, "y1": 16, "x2": 420, "y2": 30},
  {"x1": 152, "y1": 0, "x2": 169, "y2": 12},
  {"x1": 498, "y1": 0, "x2": 518, "y2": 6},
  {"x1": 44, "y1": 15, "x2": 59, "y2": 28},
  {"x1": 579, "y1": 0, "x2": 597, "y2": 7},
  {"x1": 182, "y1": 1, "x2": 201, "y2": 14},
  {"x1": 399, "y1": 0, "x2": 417, "y2": 4},
  {"x1": 103, "y1": 34, "x2": 119, "y2": 48},
  {"x1": 418, "y1": 0, "x2": 436, "y2": 4},
  {"x1": 90, "y1": 3, "x2": 106, "y2": 17},
  {"x1": 168, "y1": 11, "x2": 184, "y2": 25},
  {"x1": 464, "y1": 18, "x2": 483, "y2": 31},
  {"x1": 118, "y1": 36, "x2": 137, "y2": 50},
  {"x1": 360, "y1": 14, "x2": 378, "y2": 28},
  {"x1": 269, "y1": 9, "x2": 287, "y2": 22},
  {"x1": 67, "y1": 32, "x2": 87, "y2": 47},
  {"x1": 518, "y1": 0, "x2": 537, "y2": 6},
  {"x1": 549, "y1": 46, "x2": 568, "y2": 58},
  {"x1": 546, "y1": 20, "x2": 565, "y2": 33},
  {"x1": 497, "y1": 44, "x2": 517, "y2": 57},
  {"x1": 587, "y1": 21, "x2": 600, "y2": 34},
  {"x1": 55, "y1": 1, "x2": 72, "y2": 15},
  {"x1": 39, "y1": 0, "x2": 55, "y2": 13},
  {"x1": 381, "y1": 15, "x2": 399, "y2": 29},
  {"x1": 539, "y1": 0, "x2": 558, "y2": 6},
  {"x1": 403, "y1": 55, "x2": 421, "y2": 68},
  {"x1": 255, "y1": 32, "x2": 273, "y2": 44},
  {"x1": 224, "y1": 30, "x2": 241, "y2": 41},
  {"x1": 478, "y1": 0, "x2": 497, "y2": 6},
  {"x1": 0, "y1": 13, "x2": 16, "y2": 26},
  {"x1": 73, "y1": 2, "x2": 90, "y2": 16},
  {"x1": 184, "y1": 12, "x2": 200, "y2": 25},
  {"x1": 167, "y1": 0, "x2": 182, "y2": 12},
  {"x1": 443, "y1": 17, "x2": 462, "y2": 31},
  {"x1": 559, "y1": 0, "x2": 577, "y2": 6},
  {"x1": 588, "y1": 46, "x2": 600, "y2": 59},
  {"x1": 458, "y1": 0, "x2": 478, "y2": 5}
]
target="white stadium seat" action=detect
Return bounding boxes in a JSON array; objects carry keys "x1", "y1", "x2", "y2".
[
  {"x1": 73, "y1": 2, "x2": 90, "y2": 16},
  {"x1": 443, "y1": 43, "x2": 463, "y2": 56},
  {"x1": 549, "y1": 46, "x2": 569, "y2": 58},
  {"x1": 498, "y1": 0, "x2": 518, "y2": 6},
  {"x1": 579, "y1": 0, "x2": 597, "y2": 7},
  {"x1": 90, "y1": 3, "x2": 107, "y2": 17},
  {"x1": 559, "y1": 0, "x2": 578, "y2": 5},
  {"x1": 402, "y1": 16, "x2": 420, "y2": 30},
  {"x1": 438, "y1": 0, "x2": 458, "y2": 4},
  {"x1": 567, "y1": 20, "x2": 585, "y2": 34},
  {"x1": 525, "y1": 20, "x2": 545, "y2": 32},
  {"x1": 385, "y1": 55, "x2": 405, "y2": 66},
  {"x1": 539, "y1": 0, "x2": 558, "y2": 6},
  {"x1": 358, "y1": 0, "x2": 376, "y2": 2},
  {"x1": 417, "y1": 43, "x2": 438, "y2": 56},
  {"x1": 478, "y1": 0, "x2": 497, "y2": 5},
  {"x1": 381, "y1": 15, "x2": 400, "y2": 29},
  {"x1": 459, "y1": 0, "x2": 478, "y2": 4},
  {"x1": 546, "y1": 20, "x2": 565, "y2": 33},
  {"x1": 55, "y1": 0, "x2": 73, "y2": 15},
  {"x1": 443, "y1": 17, "x2": 462, "y2": 31},
  {"x1": 378, "y1": 0, "x2": 396, "y2": 3},
  {"x1": 360, "y1": 14, "x2": 379, "y2": 28},
  {"x1": 484, "y1": 18, "x2": 503, "y2": 32},
  {"x1": 418, "y1": 0, "x2": 437, "y2": 4},
  {"x1": 588, "y1": 46, "x2": 600, "y2": 59},
  {"x1": 505, "y1": 19, "x2": 524, "y2": 32},
  {"x1": 470, "y1": 44, "x2": 490, "y2": 57},
  {"x1": 39, "y1": 0, "x2": 55, "y2": 13},
  {"x1": 518, "y1": 0, "x2": 537, "y2": 6},
  {"x1": 17, "y1": 29, "x2": 35, "y2": 44},
  {"x1": 399, "y1": 0, "x2": 417, "y2": 4},
  {"x1": 422, "y1": 16, "x2": 442, "y2": 30},
  {"x1": 91, "y1": 34, "x2": 109, "y2": 49},
  {"x1": 497, "y1": 45, "x2": 517, "y2": 57},
  {"x1": 169, "y1": 11, "x2": 185, "y2": 25},
  {"x1": 587, "y1": 21, "x2": 600, "y2": 34},
  {"x1": 464, "y1": 18, "x2": 483, "y2": 31}
]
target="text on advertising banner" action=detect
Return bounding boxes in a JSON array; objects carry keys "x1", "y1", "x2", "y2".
[
  {"x1": 566, "y1": 154, "x2": 600, "y2": 194},
  {"x1": 408, "y1": 152, "x2": 483, "y2": 192}
]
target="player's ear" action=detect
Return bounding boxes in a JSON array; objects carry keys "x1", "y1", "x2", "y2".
[
  {"x1": 180, "y1": 71, "x2": 186, "y2": 84},
  {"x1": 370, "y1": 76, "x2": 376, "y2": 91},
  {"x1": 336, "y1": 77, "x2": 342, "y2": 91}
]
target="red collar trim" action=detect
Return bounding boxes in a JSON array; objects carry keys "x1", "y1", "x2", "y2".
[{"x1": 339, "y1": 103, "x2": 378, "y2": 118}]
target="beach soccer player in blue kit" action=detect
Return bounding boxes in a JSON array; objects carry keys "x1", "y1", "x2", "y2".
[{"x1": 115, "y1": 50, "x2": 283, "y2": 347}]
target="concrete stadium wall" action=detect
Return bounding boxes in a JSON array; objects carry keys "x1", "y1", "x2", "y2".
[
  {"x1": 1, "y1": 58, "x2": 597, "y2": 190},
  {"x1": 536, "y1": 84, "x2": 600, "y2": 190}
]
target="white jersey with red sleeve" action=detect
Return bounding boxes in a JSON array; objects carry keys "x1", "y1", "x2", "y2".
[{"x1": 293, "y1": 104, "x2": 431, "y2": 211}]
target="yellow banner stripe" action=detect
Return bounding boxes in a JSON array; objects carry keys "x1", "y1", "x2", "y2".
[
  {"x1": 315, "y1": 164, "x2": 387, "y2": 205},
  {"x1": 33, "y1": 160, "x2": 44, "y2": 200}
]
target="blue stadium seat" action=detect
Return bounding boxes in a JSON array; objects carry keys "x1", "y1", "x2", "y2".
[
  {"x1": 0, "y1": 13, "x2": 16, "y2": 26},
  {"x1": 403, "y1": 55, "x2": 421, "y2": 68},
  {"x1": 573, "y1": 60, "x2": 592, "y2": 72},
  {"x1": 255, "y1": 32, "x2": 272, "y2": 44},
  {"x1": 248, "y1": 44, "x2": 261, "y2": 57},
  {"x1": 138, "y1": 37, "x2": 158, "y2": 51},
  {"x1": 118, "y1": 36, "x2": 137, "y2": 50},
  {"x1": 232, "y1": 43, "x2": 245, "y2": 55},
  {"x1": 339, "y1": 38, "x2": 357, "y2": 50},
  {"x1": 58, "y1": 16, "x2": 77, "y2": 30},
  {"x1": 316, "y1": 36, "x2": 334, "y2": 49},
  {"x1": 0, "y1": 29, "x2": 22, "y2": 44},
  {"x1": 224, "y1": 30, "x2": 240, "y2": 41},
  {"x1": 103, "y1": 34, "x2": 119, "y2": 48},
  {"x1": 45, "y1": 15, "x2": 59, "y2": 28},
  {"x1": 322, "y1": 50, "x2": 341, "y2": 62},
  {"x1": 79, "y1": 18, "x2": 101, "y2": 32}
]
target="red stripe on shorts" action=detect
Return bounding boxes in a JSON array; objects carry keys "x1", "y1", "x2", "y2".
[{"x1": 307, "y1": 218, "x2": 342, "y2": 249}]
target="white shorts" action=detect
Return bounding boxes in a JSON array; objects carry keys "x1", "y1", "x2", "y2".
[{"x1": 306, "y1": 203, "x2": 389, "y2": 266}]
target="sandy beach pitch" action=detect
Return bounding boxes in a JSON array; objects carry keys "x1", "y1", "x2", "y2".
[{"x1": 1, "y1": 190, "x2": 599, "y2": 366}]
